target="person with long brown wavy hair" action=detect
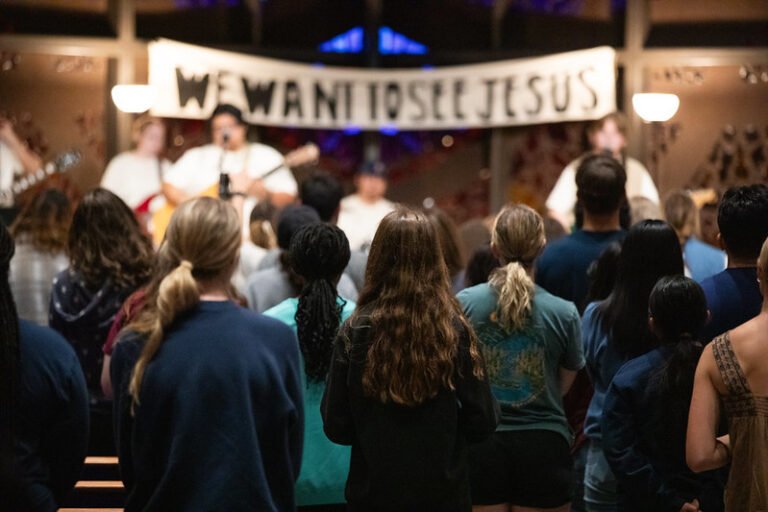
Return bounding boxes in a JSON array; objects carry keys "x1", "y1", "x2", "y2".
[
  {"x1": 457, "y1": 204, "x2": 586, "y2": 512},
  {"x1": 322, "y1": 206, "x2": 498, "y2": 512},
  {"x1": 110, "y1": 197, "x2": 303, "y2": 511},
  {"x1": 8, "y1": 189, "x2": 71, "y2": 325},
  {"x1": 49, "y1": 188, "x2": 154, "y2": 397}
]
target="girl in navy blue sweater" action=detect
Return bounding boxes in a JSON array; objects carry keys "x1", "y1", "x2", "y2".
[{"x1": 111, "y1": 197, "x2": 303, "y2": 512}]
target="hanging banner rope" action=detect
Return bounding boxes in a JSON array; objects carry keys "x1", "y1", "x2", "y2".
[{"x1": 149, "y1": 39, "x2": 616, "y2": 130}]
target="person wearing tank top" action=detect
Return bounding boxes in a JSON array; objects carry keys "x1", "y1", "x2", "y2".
[{"x1": 687, "y1": 237, "x2": 768, "y2": 511}]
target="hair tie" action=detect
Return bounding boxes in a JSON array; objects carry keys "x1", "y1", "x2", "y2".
[{"x1": 179, "y1": 260, "x2": 194, "y2": 271}]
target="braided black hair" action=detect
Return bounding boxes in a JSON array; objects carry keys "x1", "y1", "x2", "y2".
[
  {"x1": 0, "y1": 222, "x2": 19, "y2": 491},
  {"x1": 289, "y1": 223, "x2": 351, "y2": 382}
]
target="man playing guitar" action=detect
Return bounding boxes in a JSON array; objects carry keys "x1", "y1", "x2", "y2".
[
  {"x1": 0, "y1": 114, "x2": 44, "y2": 224},
  {"x1": 161, "y1": 104, "x2": 298, "y2": 237}
]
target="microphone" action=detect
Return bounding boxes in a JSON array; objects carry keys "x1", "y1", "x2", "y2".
[
  {"x1": 219, "y1": 173, "x2": 232, "y2": 200},
  {"x1": 219, "y1": 131, "x2": 231, "y2": 199}
]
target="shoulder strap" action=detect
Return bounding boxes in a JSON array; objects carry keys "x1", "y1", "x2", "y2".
[{"x1": 712, "y1": 332, "x2": 752, "y2": 396}]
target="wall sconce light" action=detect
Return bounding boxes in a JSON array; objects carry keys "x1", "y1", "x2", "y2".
[
  {"x1": 632, "y1": 93, "x2": 680, "y2": 123},
  {"x1": 111, "y1": 84, "x2": 157, "y2": 113}
]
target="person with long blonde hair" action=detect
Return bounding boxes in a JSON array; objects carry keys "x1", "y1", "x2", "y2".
[
  {"x1": 322, "y1": 206, "x2": 498, "y2": 512},
  {"x1": 110, "y1": 197, "x2": 303, "y2": 512},
  {"x1": 458, "y1": 204, "x2": 585, "y2": 512}
]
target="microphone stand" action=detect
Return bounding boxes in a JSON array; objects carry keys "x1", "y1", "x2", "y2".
[{"x1": 218, "y1": 132, "x2": 232, "y2": 200}]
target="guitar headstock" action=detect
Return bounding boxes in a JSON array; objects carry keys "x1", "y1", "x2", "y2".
[
  {"x1": 284, "y1": 143, "x2": 319, "y2": 168},
  {"x1": 50, "y1": 149, "x2": 82, "y2": 173}
]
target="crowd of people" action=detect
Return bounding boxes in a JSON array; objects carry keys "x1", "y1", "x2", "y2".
[{"x1": 1, "y1": 107, "x2": 768, "y2": 512}]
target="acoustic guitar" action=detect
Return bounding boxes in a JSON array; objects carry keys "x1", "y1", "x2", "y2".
[{"x1": 151, "y1": 143, "x2": 319, "y2": 245}]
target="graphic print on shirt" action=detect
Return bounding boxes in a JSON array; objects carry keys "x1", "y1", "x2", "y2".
[{"x1": 474, "y1": 314, "x2": 546, "y2": 408}]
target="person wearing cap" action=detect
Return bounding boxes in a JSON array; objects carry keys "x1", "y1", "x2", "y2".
[
  {"x1": 336, "y1": 161, "x2": 396, "y2": 252},
  {"x1": 162, "y1": 104, "x2": 298, "y2": 232},
  {"x1": 546, "y1": 112, "x2": 659, "y2": 231}
]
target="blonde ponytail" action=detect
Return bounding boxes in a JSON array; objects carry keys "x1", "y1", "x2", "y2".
[
  {"x1": 489, "y1": 262, "x2": 535, "y2": 332},
  {"x1": 489, "y1": 204, "x2": 545, "y2": 333},
  {"x1": 127, "y1": 198, "x2": 241, "y2": 412},
  {"x1": 129, "y1": 260, "x2": 200, "y2": 410}
]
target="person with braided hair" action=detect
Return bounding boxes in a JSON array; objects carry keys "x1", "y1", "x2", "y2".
[
  {"x1": 110, "y1": 197, "x2": 303, "y2": 512},
  {"x1": 0, "y1": 221, "x2": 89, "y2": 511},
  {"x1": 264, "y1": 222, "x2": 354, "y2": 509}
]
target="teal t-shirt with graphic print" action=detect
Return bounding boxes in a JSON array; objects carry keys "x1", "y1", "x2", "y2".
[{"x1": 458, "y1": 283, "x2": 584, "y2": 443}]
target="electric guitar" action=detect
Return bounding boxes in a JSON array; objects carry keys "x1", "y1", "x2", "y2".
[
  {"x1": 151, "y1": 143, "x2": 319, "y2": 245},
  {"x1": 0, "y1": 149, "x2": 81, "y2": 206}
]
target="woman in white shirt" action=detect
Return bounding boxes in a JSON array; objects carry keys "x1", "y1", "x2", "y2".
[{"x1": 101, "y1": 115, "x2": 169, "y2": 213}]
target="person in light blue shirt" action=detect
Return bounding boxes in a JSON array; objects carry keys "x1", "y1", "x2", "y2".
[
  {"x1": 265, "y1": 222, "x2": 353, "y2": 508},
  {"x1": 581, "y1": 220, "x2": 683, "y2": 512},
  {"x1": 663, "y1": 190, "x2": 726, "y2": 283}
]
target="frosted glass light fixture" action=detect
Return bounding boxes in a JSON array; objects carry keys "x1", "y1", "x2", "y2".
[
  {"x1": 632, "y1": 93, "x2": 680, "y2": 122},
  {"x1": 111, "y1": 84, "x2": 157, "y2": 113}
]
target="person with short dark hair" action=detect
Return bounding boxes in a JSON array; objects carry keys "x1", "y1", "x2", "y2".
[
  {"x1": 245, "y1": 205, "x2": 358, "y2": 312},
  {"x1": 160, "y1": 103, "x2": 298, "y2": 241},
  {"x1": 546, "y1": 112, "x2": 659, "y2": 230},
  {"x1": 0, "y1": 221, "x2": 89, "y2": 512},
  {"x1": 300, "y1": 172, "x2": 344, "y2": 223},
  {"x1": 322, "y1": 207, "x2": 498, "y2": 512},
  {"x1": 297, "y1": 171, "x2": 367, "y2": 291},
  {"x1": 537, "y1": 155, "x2": 629, "y2": 512},
  {"x1": 602, "y1": 276, "x2": 724, "y2": 512},
  {"x1": 699, "y1": 184, "x2": 768, "y2": 341},
  {"x1": 687, "y1": 237, "x2": 768, "y2": 512},
  {"x1": 463, "y1": 245, "x2": 500, "y2": 288},
  {"x1": 537, "y1": 154, "x2": 628, "y2": 313}
]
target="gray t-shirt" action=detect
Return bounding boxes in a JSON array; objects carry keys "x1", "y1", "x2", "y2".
[
  {"x1": 246, "y1": 266, "x2": 359, "y2": 313},
  {"x1": 457, "y1": 283, "x2": 584, "y2": 443}
]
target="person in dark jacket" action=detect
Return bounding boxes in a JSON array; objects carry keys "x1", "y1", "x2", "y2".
[
  {"x1": 111, "y1": 197, "x2": 303, "y2": 512},
  {"x1": 0, "y1": 222, "x2": 89, "y2": 512},
  {"x1": 602, "y1": 275, "x2": 724, "y2": 512},
  {"x1": 322, "y1": 206, "x2": 499, "y2": 512},
  {"x1": 49, "y1": 188, "x2": 154, "y2": 396}
]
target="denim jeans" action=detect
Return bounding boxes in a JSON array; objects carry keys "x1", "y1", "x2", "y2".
[{"x1": 584, "y1": 441, "x2": 620, "y2": 512}]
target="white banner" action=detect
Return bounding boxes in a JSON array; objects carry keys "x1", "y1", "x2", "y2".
[{"x1": 149, "y1": 39, "x2": 616, "y2": 130}]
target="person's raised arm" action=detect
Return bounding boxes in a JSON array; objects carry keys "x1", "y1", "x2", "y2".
[
  {"x1": 0, "y1": 117, "x2": 42, "y2": 174},
  {"x1": 686, "y1": 344, "x2": 730, "y2": 473}
]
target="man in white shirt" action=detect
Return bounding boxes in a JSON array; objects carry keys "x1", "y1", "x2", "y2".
[
  {"x1": 336, "y1": 161, "x2": 396, "y2": 252},
  {"x1": 162, "y1": 104, "x2": 298, "y2": 233},
  {"x1": 101, "y1": 115, "x2": 169, "y2": 213},
  {"x1": 546, "y1": 112, "x2": 659, "y2": 230},
  {"x1": 0, "y1": 115, "x2": 43, "y2": 218}
]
